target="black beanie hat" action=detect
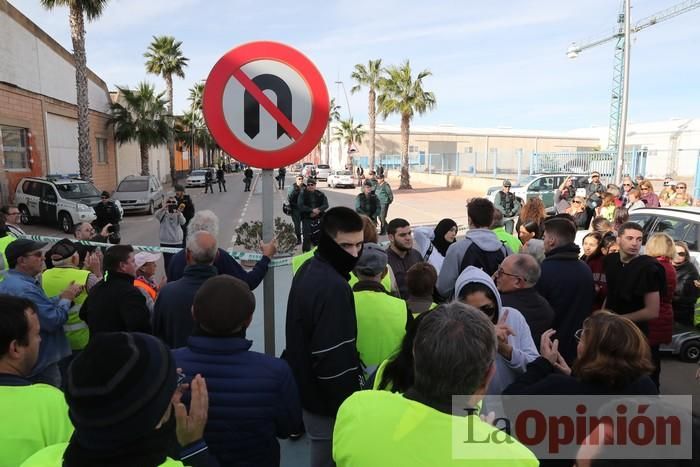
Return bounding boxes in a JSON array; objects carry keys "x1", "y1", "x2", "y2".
[{"x1": 65, "y1": 332, "x2": 177, "y2": 449}]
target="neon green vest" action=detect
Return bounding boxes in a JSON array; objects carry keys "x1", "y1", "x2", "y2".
[
  {"x1": 41, "y1": 267, "x2": 90, "y2": 350},
  {"x1": 291, "y1": 248, "x2": 316, "y2": 274},
  {"x1": 20, "y1": 443, "x2": 185, "y2": 466},
  {"x1": 353, "y1": 289, "x2": 407, "y2": 367},
  {"x1": 0, "y1": 384, "x2": 73, "y2": 467},
  {"x1": 372, "y1": 357, "x2": 393, "y2": 391},
  {"x1": 694, "y1": 297, "x2": 700, "y2": 327},
  {"x1": 333, "y1": 391, "x2": 539, "y2": 467},
  {"x1": 0, "y1": 235, "x2": 15, "y2": 282}
]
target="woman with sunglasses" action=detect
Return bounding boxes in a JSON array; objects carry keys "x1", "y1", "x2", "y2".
[
  {"x1": 638, "y1": 180, "x2": 660, "y2": 208},
  {"x1": 504, "y1": 310, "x2": 657, "y2": 397},
  {"x1": 455, "y1": 266, "x2": 538, "y2": 395},
  {"x1": 565, "y1": 196, "x2": 589, "y2": 230},
  {"x1": 669, "y1": 182, "x2": 694, "y2": 206},
  {"x1": 673, "y1": 241, "x2": 700, "y2": 327}
]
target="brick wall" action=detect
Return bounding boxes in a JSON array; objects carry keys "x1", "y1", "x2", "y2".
[{"x1": 0, "y1": 83, "x2": 117, "y2": 202}]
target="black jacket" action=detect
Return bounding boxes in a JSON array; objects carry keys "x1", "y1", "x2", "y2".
[
  {"x1": 93, "y1": 200, "x2": 121, "y2": 229},
  {"x1": 284, "y1": 248, "x2": 365, "y2": 416},
  {"x1": 535, "y1": 243, "x2": 594, "y2": 364},
  {"x1": 80, "y1": 271, "x2": 151, "y2": 334},
  {"x1": 297, "y1": 189, "x2": 328, "y2": 220},
  {"x1": 154, "y1": 264, "x2": 218, "y2": 348},
  {"x1": 500, "y1": 287, "x2": 555, "y2": 349},
  {"x1": 673, "y1": 260, "x2": 700, "y2": 325},
  {"x1": 175, "y1": 193, "x2": 195, "y2": 222}
]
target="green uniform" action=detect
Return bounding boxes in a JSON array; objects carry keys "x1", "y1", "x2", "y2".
[
  {"x1": 0, "y1": 383, "x2": 73, "y2": 467},
  {"x1": 353, "y1": 286, "x2": 407, "y2": 368},
  {"x1": 0, "y1": 235, "x2": 15, "y2": 282},
  {"x1": 491, "y1": 227, "x2": 521, "y2": 255},
  {"x1": 333, "y1": 390, "x2": 539, "y2": 467},
  {"x1": 41, "y1": 267, "x2": 90, "y2": 351},
  {"x1": 20, "y1": 443, "x2": 184, "y2": 466}
]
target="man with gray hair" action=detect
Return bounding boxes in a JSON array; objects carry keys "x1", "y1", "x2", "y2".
[
  {"x1": 332, "y1": 302, "x2": 538, "y2": 466},
  {"x1": 154, "y1": 230, "x2": 219, "y2": 348},
  {"x1": 165, "y1": 209, "x2": 276, "y2": 287},
  {"x1": 494, "y1": 253, "x2": 555, "y2": 349}
]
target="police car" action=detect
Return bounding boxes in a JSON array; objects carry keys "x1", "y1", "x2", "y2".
[{"x1": 14, "y1": 176, "x2": 120, "y2": 233}]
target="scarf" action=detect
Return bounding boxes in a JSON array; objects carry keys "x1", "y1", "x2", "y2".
[
  {"x1": 316, "y1": 229, "x2": 361, "y2": 280},
  {"x1": 432, "y1": 218, "x2": 457, "y2": 257}
]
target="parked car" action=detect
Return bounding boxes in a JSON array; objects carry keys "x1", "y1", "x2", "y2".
[
  {"x1": 111, "y1": 175, "x2": 165, "y2": 215},
  {"x1": 486, "y1": 173, "x2": 589, "y2": 213},
  {"x1": 15, "y1": 176, "x2": 104, "y2": 233},
  {"x1": 660, "y1": 325, "x2": 700, "y2": 362},
  {"x1": 327, "y1": 170, "x2": 355, "y2": 188},
  {"x1": 301, "y1": 163, "x2": 315, "y2": 178},
  {"x1": 186, "y1": 169, "x2": 211, "y2": 187},
  {"x1": 315, "y1": 164, "x2": 331, "y2": 181},
  {"x1": 627, "y1": 207, "x2": 700, "y2": 263}
]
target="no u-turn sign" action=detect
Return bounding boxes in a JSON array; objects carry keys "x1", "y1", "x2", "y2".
[{"x1": 202, "y1": 41, "x2": 330, "y2": 169}]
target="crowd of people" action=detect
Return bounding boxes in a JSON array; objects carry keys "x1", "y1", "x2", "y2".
[{"x1": 1, "y1": 168, "x2": 700, "y2": 466}]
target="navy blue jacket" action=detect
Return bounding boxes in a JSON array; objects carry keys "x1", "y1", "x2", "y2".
[
  {"x1": 173, "y1": 335, "x2": 302, "y2": 467},
  {"x1": 166, "y1": 247, "x2": 269, "y2": 290},
  {"x1": 154, "y1": 265, "x2": 218, "y2": 348}
]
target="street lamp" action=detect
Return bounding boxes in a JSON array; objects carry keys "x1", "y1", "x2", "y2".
[{"x1": 334, "y1": 80, "x2": 352, "y2": 120}]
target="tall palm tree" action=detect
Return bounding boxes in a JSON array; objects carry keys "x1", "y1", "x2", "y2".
[
  {"x1": 334, "y1": 118, "x2": 366, "y2": 168},
  {"x1": 351, "y1": 59, "x2": 382, "y2": 171},
  {"x1": 109, "y1": 83, "x2": 170, "y2": 176},
  {"x1": 188, "y1": 82, "x2": 205, "y2": 113},
  {"x1": 324, "y1": 98, "x2": 341, "y2": 165},
  {"x1": 377, "y1": 60, "x2": 436, "y2": 189},
  {"x1": 40, "y1": 0, "x2": 108, "y2": 181},
  {"x1": 144, "y1": 35, "x2": 189, "y2": 182}
]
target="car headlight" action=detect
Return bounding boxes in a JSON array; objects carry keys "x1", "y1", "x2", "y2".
[{"x1": 77, "y1": 203, "x2": 92, "y2": 212}]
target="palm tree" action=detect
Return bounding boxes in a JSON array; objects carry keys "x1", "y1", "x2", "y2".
[
  {"x1": 40, "y1": 0, "x2": 108, "y2": 181},
  {"x1": 109, "y1": 83, "x2": 170, "y2": 176},
  {"x1": 324, "y1": 98, "x2": 341, "y2": 165},
  {"x1": 144, "y1": 35, "x2": 189, "y2": 183},
  {"x1": 188, "y1": 82, "x2": 205, "y2": 113},
  {"x1": 377, "y1": 60, "x2": 436, "y2": 189},
  {"x1": 351, "y1": 59, "x2": 382, "y2": 171},
  {"x1": 334, "y1": 118, "x2": 366, "y2": 168}
]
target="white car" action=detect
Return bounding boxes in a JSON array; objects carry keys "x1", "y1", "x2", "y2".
[
  {"x1": 186, "y1": 169, "x2": 210, "y2": 187},
  {"x1": 327, "y1": 170, "x2": 355, "y2": 188},
  {"x1": 315, "y1": 164, "x2": 331, "y2": 181}
]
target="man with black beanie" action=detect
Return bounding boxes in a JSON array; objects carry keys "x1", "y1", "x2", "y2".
[
  {"x1": 20, "y1": 332, "x2": 219, "y2": 466},
  {"x1": 284, "y1": 206, "x2": 366, "y2": 467}
]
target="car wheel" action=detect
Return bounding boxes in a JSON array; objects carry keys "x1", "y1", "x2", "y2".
[
  {"x1": 59, "y1": 212, "x2": 73, "y2": 234},
  {"x1": 19, "y1": 205, "x2": 32, "y2": 225},
  {"x1": 680, "y1": 340, "x2": 700, "y2": 362},
  {"x1": 148, "y1": 201, "x2": 155, "y2": 215}
]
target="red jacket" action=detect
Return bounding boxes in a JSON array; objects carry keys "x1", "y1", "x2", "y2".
[
  {"x1": 586, "y1": 254, "x2": 607, "y2": 311},
  {"x1": 648, "y1": 256, "x2": 676, "y2": 346}
]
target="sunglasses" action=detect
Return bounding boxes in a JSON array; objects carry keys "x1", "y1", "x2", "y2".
[
  {"x1": 573, "y1": 200, "x2": 582, "y2": 204},
  {"x1": 623, "y1": 183, "x2": 632, "y2": 187},
  {"x1": 479, "y1": 304, "x2": 497, "y2": 317},
  {"x1": 677, "y1": 186, "x2": 686, "y2": 189}
]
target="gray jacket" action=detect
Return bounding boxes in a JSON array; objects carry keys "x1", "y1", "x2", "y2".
[{"x1": 156, "y1": 209, "x2": 186, "y2": 245}]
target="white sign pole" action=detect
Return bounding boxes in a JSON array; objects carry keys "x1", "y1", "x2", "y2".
[{"x1": 262, "y1": 168, "x2": 276, "y2": 356}]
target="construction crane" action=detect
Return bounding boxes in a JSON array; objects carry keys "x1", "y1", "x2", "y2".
[{"x1": 567, "y1": 0, "x2": 700, "y2": 182}]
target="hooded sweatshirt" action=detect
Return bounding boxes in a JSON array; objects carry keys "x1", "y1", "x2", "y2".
[
  {"x1": 437, "y1": 228, "x2": 511, "y2": 299},
  {"x1": 454, "y1": 267, "x2": 539, "y2": 396}
]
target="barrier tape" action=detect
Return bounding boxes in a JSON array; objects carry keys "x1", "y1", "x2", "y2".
[{"x1": 19, "y1": 220, "x2": 470, "y2": 269}]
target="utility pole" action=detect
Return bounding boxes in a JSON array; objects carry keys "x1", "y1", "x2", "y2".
[{"x1": 615, "y1": 0, "x2": 631, "y2": 185}]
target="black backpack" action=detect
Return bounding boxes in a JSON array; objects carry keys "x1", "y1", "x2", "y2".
[{"x1": 459, "y1": 242, "x2": 508, "y2": 277}]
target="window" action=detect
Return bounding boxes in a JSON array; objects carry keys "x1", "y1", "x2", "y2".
[
  {"x1": 96, "y1": 137, "x2": 108, "y2": 163},
  {"x1": 650, "y1": 217, "x2": 697, "y2": 246},
  {"x1": 22, "y1": 181, "x2": 42, "y2": 197},
  {"x1": 55, "y1": 182, "x2": 100, "y2": 199},
  {"x1": 409, "y1": 145, "x2": 420, "y2": 153},
  {"x1": 42, "y1": 184, "x2": 57, "y2": 203},
  {"x1": 464, "y1": 146, "x2": 473, "y2": 154},
  {"x1": 117, "y1": 180, "x2": 148, "y2": 192},
  {"x1": 0, "y1": 125, "x2": 30, "y2": 169},
  {"x1": 530, "y1": 177, "x2": 554, "y2": 192}
]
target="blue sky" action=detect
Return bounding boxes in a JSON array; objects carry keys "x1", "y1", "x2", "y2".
[{"x1": 11, "y1": 0, "x2": 700, "y2": 130}]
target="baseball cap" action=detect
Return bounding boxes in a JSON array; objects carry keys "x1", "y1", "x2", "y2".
[
  {"x1": 363, "y1": 179, "x2": 373, "y2": 187},
  {"x1": 5, "y1": 239, "x2": 48, "y2": 265},
  {"x1": 134, "y1": 251, "x2": 162, "y2": 269},
  {"x1": 100, "y1": 191, "x2": 110, "y2": 198},
  {"x1": 354, "y1": 242, "x2": 388, "y2": 276},
  {"x1": 47, "y1": 238, "x2": 77, "y2": 261},
  {"x1": 305, "y1": 177, "x2": 317, "y2": 185},
  {"x1": 503, "y1": 179, "x2": 512, "y2": 187}
]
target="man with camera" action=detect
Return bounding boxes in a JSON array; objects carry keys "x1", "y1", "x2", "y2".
[{"x1": 156, "y1": 196, "x2": 186, "y2": 270}]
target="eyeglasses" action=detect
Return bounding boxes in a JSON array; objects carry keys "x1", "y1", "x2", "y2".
[
  {"x1": 496, "y1": 266, "x2": 523, "y2": 282},
  {"x1": 574, "y1": 328, "x2": 584, "y2": 341},
  {"x1": 677, "y1": 186, "x2": 686, "y2": 190},
  {"x1": 573, "y1": 200, "x2": 582, "y2": 204}
]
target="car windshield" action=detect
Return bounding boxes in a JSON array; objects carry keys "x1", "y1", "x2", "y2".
[
  {"x1": 117, "y1": 180, "x2": 148, "y2": 192},
  {"x1": 336, "y1": 171, "x2": 352, "y2": 175},
  {"x1": 318, "y1": 165, "x2": 330, "y2": 169},
  {"x1": 190, "y1": 170, "x2": 206, "y2": 176},
  {"x1": 55, "y1": 182, "x2": 100, "y2": 199},
  {"x1": 516, "y1": 175, "x2": 537, "y2": 185}
]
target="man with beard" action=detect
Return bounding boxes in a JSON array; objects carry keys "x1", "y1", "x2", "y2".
[
  {"x1": 386, "y1": 218, "x2": 423, "y2": 299},
  {"x1": 284, "y1": 207, "x2": 366, "y2": 467}
]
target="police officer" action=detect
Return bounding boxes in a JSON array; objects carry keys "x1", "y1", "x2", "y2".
[
  {"x1": 494, "y1": 180, "x2": 521, "y2": 234},
  {"x1": 287, "y1": 175, "x2": 305, "y2": 245},
  {"x1": 355, "y1": 180, "x2": 381, "y2": 224},
  {"x1": 93, "y1": 191, "x2": 122, "y2": 244},
  {"x1": 298, "y1": 178, "x2": 328, "y2": 252}
]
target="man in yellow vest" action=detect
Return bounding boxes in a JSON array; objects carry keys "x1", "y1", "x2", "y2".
[
  {"x1": 0, "y1": 295, "x2": 73, "y2": 466},
  {"x1": 41, "y1": 239, "x2": 98, "y2": 354},
  {"x1": 352, "y1": 242, "x2": 409, "y2": 374},
  {"x1": 333, "y1": 302, "x2": 539, "y2": 466}
]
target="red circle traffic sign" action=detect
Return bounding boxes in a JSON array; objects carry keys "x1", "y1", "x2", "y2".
[{"x1": 202, "y1": 41, "x2": 329, "y2": 169}]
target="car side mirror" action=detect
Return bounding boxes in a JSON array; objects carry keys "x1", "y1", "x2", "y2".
[{"x1": 150, "y1": 187, "x2": 155, "y2": 192}]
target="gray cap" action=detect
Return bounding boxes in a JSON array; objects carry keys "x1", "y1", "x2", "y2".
[
  {"x1": 354, "y1": 242, "x2": 388, "y2": 276},
  {"x1": 502, "y1": 179, "x2": 512, "y2": 187}
]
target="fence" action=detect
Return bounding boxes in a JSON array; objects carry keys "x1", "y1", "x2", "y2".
[{"x1": 530, "y1": 149, "x2": 648, "y2": 184}]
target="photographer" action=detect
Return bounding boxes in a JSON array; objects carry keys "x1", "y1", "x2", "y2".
[{"x1": 155, "y1": 196, "x2": 186, "y2": 270}]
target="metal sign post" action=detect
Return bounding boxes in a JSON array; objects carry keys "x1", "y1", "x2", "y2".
[{"x1": 262, "y1": 169, "x2": 275, "y2": 355}]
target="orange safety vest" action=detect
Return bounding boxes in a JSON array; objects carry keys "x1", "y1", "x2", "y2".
[{"x1": 134, "y1": 278, "x2": 157, "y2": 300}]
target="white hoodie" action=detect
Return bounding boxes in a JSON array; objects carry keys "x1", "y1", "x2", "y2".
[{"x1": 454, "y1": 266, "x2": 540, "y2": 396}]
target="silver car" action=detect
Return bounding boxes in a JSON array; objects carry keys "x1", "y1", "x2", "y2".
[
  {"x1": 315, "y1": 164, "x2": 331, "y2": 181},
  {"x1": 112, "y1": 175, "x2": 165, "y2": 215}
]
